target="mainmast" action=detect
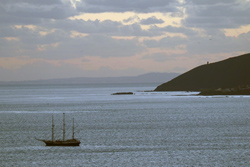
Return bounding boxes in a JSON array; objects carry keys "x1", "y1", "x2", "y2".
[
  {"x1": 52, "y1": 115, "x2": 54, "y2": 142},
  {"x1": 63, "y1": 113, "x2": 65, "y2": 141},
  {"x1": 72, "y1": 118, "x2": 75, "y2": 139}
]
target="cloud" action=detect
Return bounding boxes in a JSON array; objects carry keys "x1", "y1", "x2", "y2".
[
  {"x1": 140, "y1": 16, "x2": 164, "y2": 25},
  {"x1": 76, "y1": 0, "x2": 180, "y2": 13},
  {"x1": 47, "y1": 19, "x2": 157, "y2": 36},
  {"x1": 49, "y1": 19, "x2": 121, "y2": 34},
  {"x1": 43, "y1": 35, "x2": 146, "y2": 59},
  {"x1": 0, "y1": 0, "x2": 62, "y2": 6},
  {"x1": 1, "y1": 29, "x2": 146, "y2": 59},
  {"x1": 144, "y1": 36, "x2": 187, "y2": 49},
  {"x1": 189, "y1": 0, "x2": 236, "y2": 5},
  {"x1": 186, "y1": 31, "x2": 250, "y2": 55},
  {"x1": 0, "y1": 0, "x2": 77, "y2": 25},
  {"x1": 143, "y1": 52, "x2": 172, "y2": 62},
  {"x1": 123, "y1": 15, "x2": 140, "y2": 23},
  {"x1": 149, "y1": 25, "x2": 198, "y2": 36},
  {"x1": 183, "y1": 0, "x2": 250, "y2": 29},
  {"x1": 143, "y1": 25, "x2": 250, "y2": 56},
  {"x1": 0, "y1": 26, "x2": 18, "y2": 38}
]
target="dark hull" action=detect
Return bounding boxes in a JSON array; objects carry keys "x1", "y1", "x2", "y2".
[{"x1": 42, "y1": 140, "x2": 81, "y2": 146}]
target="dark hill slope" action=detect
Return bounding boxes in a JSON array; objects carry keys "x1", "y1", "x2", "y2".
[{"x1": 155, "y1": 53, "x2": 250, "y2": 91}]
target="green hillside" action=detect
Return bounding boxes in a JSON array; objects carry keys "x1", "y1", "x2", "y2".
[{"x1": 155, "y1": 53, "x2": 250, "y2": 91}]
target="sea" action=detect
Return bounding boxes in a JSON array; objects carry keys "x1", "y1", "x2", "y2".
[{"x1": 0, "y1": 83, "x2": 250, "y2": 167}]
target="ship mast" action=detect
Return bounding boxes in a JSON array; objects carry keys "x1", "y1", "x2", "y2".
[
  {"x1": 52, "y1": 115, "x2": 54, "y2": 142},
  {"x1": 63, "y1": 113, "x2": 65, "y2": 141},
  {"x1": 72, "y1": 118, "x2": 75, "y2": 139}
]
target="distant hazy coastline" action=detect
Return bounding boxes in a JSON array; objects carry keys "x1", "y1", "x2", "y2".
[{"x1": 0, "y1": 72, "x2": 179, "y2": 85}]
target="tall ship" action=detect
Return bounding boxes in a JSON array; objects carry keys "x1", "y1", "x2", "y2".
[{"x1": 36, "y1": 113, "x2": 81, "y2": 146}]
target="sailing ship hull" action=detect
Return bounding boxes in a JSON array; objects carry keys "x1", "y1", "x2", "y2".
[{"x1": 42, "y1": 140, "x2": 81, "y2": 146}]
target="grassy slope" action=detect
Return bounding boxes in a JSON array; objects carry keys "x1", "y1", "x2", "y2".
[{"x1": 155, "y1": 53, "x2": 250, "y2": 91}]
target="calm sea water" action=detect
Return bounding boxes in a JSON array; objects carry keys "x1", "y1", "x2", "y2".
[{"x1": 1, "y1": 83, "x2": 250, "y2": 167}]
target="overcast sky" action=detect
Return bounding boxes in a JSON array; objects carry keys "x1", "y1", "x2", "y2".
[{"x1": 0, "y1": 0, "x2": 250, "y2": 81}]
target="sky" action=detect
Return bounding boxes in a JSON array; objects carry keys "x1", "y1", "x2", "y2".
[{"x1": 0, "y1": 0, "x2": 250, "y2": 81}]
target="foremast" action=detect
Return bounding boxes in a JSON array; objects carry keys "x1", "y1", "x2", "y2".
[
  {"x1": 63, "y1": 113, "x2": 65, "y2": 141},
  {"x1": 52, "y1": 115, "x2": 54, "y2": 142},
  {"x1": 72, "y1": 117, "x2": 75, "y2": 139}
]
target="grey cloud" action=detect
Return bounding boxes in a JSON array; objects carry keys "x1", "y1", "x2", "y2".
[
  {"x1": 0, "y1": 28, "x2": 68, "y2": 58},
  {"x1": 123, "y1": 16, "x2": 140, "y2": 23},
  {"x1": 183, "y1": 1, "x2": 250, "y2": 29},
  {"x1": 0, "y1": 0, "x2": 62, "y2": 5},
  {"x1": 140, "y1": 16, "x2": 164, "y2": 25},
  {"x1": 143, "y1": 52, "x2": 172, "y2": 62},
  {"x1": 142, "y1": 28, "x2": 250, "y2": 56},
  {"x1": 0, "y1": 19, "x2": 152, "y2": 59},
  {"x1": 49, "y1": 19, "x2": 120, "y2": 35},
  {"x1": 12, "y1": 32, "x2": 146, "y2": 59},
  {"x1": 46, "y1": 35, "x2": 146, "y2": 59},
  {"x1": 186, "y1": 31, "x2": 250, "y2": 55},
  {"x1": 183, "y1": 16, "x2": 236, "y2": 29},
  {"x1": 189, "y1": 0, "x2": 236, "y2": 5},
  {"x1": 76, "y1": 0, "x2": 180, "y2": 13},
  {"x1": 45, "y1": 19, "x2": 160, "y2": 37},
  {"x1": 144, "y1": 36, "x2": 187, "y2": 48},
  {"x1": 0, "y1": 0, "x2": 77, "y2": 25},
  {"x1": 0, "y1": 26, "x2": 17, "y2": 38},
  {"x1": 0, "y1": 37, "x2": 22, "y2": 57},
  {"x1": 2, "y1": 26, "x2": 64, "y2": 46},
  {"x1": 0, "y1": 15, "x2": 41, "y2": 25},
  {"x1": 118, "y1": 23, "x2": 160, "y2": 36},
  {"x1": 150, "y1": 25, "x2": 198, "y2": 36}
]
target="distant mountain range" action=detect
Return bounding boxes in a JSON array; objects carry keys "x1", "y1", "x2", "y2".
[
  {"x1": 1, "y1": 72, "x2": 180, "y2": 85},
  {"x1": 155, "y1": 53, "x2": 250, "y2": 92}
]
